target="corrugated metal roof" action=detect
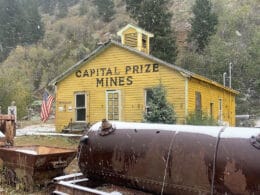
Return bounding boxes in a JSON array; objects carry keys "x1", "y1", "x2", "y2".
[{"x1": 50, "y1": 39, "x2": 239, "y2": 95}]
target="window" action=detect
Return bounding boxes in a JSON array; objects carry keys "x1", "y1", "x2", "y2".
[
  {"x1": 210, "y1": 102, "x2": 214, "y2": 118},
  {"x1": 195, "y1": 91, "x2": 202, "y2": 113},
  {"x1": 106, "y1": 90, "x2": 120, "y2": 120},
  {"x1": 75, "y1": 93, "x2": 86, "y2": 121},
  {"x1": 145, "y1": 89, "x2": 153, "y2": 113},
  {"x1": 218, "y1": 99, "x2": 223, "y2": 121}
]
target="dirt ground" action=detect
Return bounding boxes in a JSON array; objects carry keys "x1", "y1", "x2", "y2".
[{"x1": 0, "y1": 133, "x2": 81, "y2": 195}]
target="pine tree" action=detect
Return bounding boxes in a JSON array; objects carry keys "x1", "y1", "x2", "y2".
[
  {"x1": 126, "y1": 0, "x2": 178, "y2": 63},
  {"x1": 20, "y1": 0, "x2": 44, "y2": 44},
  {"x1": 57, "y1": 1, "x2": 68, "y2": 18},
  {"x1": 143, "y1": 84, "x2": 176, "y2": 124},
  {"x1": 0, "y1": 0, "x2": 22, "y2": 61},
  {"x1": 188, "y1": 0, "x2": 218, "y2": 52},
  {"x1": 93, "y1": 0, "x2": 115, "y2": 22},
  {"x1": 0, "y1": 0, "x2": 44, "y2": 62}
]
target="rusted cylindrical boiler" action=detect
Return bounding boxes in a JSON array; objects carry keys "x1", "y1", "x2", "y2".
[{"x1": 78, "y1": 121, "x2": 260, "y2": 195}]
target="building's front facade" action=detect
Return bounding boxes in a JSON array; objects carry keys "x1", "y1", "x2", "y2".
[{"x1": 51, "y1": 24, "x2": 238, "y2": 131}]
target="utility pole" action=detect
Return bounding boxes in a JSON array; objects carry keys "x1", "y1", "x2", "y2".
[
  {"x1": 229, "y1": 62, "x2": 232, "y2": 88},
  {"x1": 223, "y1": 72, "x2": 227, "y2": 87}
]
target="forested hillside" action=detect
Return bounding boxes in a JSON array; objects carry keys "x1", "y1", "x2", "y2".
[{"x1": 0, "y1": 0, "x2": 259, "y2": 121}]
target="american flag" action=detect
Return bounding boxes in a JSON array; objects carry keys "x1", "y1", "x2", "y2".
[{"x1": 40, "y1": 91, "x2": 54, "y2": 122}]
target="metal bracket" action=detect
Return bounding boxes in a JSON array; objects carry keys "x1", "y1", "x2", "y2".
[
  {"x1": 99, "y1": 128, "x2": 115, "y2": 136},
  {"x1": 250, "y1": 135, "x2": 260, "y2": 149}
]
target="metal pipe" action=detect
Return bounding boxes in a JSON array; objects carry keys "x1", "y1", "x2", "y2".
[
  {"x1": 223, "y1": 72, "x2": 227, "y2": 86},
  {"x1": 229, "y1": 62, "x2": 232, "y2": 88}
]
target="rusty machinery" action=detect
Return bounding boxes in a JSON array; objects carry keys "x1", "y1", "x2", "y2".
[
  {"x1": 0, "y1": 145, "x2": 77, "y2": 191},
  {"x1": 0, "y1": 115, "x2": 78, "y2": 192},
  {"x1": 0, "y1": 114, "x2": 15, "y2": 146},
  {"x1": 77, "y1": 120, "x2": 260, "y2": 195}
]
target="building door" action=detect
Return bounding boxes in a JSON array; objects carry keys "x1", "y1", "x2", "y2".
[
  {"x1": 75, "y1": 93, "x2": 86, "y2": 122},
  {"x1": 106, "y1": 90, "x2": 120, "y2": 120}
]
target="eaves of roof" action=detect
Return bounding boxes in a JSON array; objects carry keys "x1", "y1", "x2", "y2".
[
  {"x1": 50, "y1": 39, "x2": 239, "y2": 95},
  {"x1": 117, "y1": 23, "x2": 154, "y2": 37}
]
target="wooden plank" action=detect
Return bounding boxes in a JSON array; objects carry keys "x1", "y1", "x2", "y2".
[{"x1": 0, "y1": 115, "x2": 15, "y2": 120}]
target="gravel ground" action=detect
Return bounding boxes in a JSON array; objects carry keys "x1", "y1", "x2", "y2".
[{"x1": 16, "y1": 124, "x2": 82, "y2": 137}]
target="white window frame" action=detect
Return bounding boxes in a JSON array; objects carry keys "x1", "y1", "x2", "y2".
[
  {"x1": 106, "y1": 90, "x2": 121, "y2": 121},
  {"x1": 75, "y1": 92, "x2": 87, "y2": 122}
]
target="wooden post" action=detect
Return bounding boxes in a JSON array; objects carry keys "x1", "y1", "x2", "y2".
[{"x1": 5, "y1": 120, "x2": 14, "y2": 146}]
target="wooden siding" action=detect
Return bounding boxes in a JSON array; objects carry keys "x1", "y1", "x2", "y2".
[
  {"x1": 125, "y1": 33, "x2": 137, "y2": 47},
  {"x1": 122, "y1": 27, "x2": 137, "y2": 47},
  {"x1": 55, "y1": 45, "x2": 186, "y2": 131},
  {"x1": 121, "y1": 27, "x2": 151, "y2": 54},
  {"x1": 188, "y1": 77, "x2": 236, "y2": 126}
]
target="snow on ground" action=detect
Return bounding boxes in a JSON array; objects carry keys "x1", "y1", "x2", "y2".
[{"x1": 16, "y1": 124, "x2": 81, "y2": 137}]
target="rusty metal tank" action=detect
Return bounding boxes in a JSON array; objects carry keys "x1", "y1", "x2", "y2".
[{"x1": 78, "y1": 120, "x2": 260, "y2": 195}]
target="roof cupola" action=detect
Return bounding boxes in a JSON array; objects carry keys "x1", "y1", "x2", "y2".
[{"x1": 117, "y1": 24, "x2": 154, "y2": 54}]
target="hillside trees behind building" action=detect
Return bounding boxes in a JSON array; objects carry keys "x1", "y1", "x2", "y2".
[
  {"x1": 179, "y1": 0, "x2": 260, "y2": 116},
  {"x1": 38, "y1": 0, "x2": 79, "y2": 16},
  {"x1": 0, "y1": 70, "x2": 32, "y2": 119},
  {"x1": 0, "y1": 0, "x2": 44, "y2": 62},
  {"x1": 93, "y1": 0, "x2": 115, "y2": 22},
  {"x1": 187, "y1": 0, "x2": 218, "y2": 52},
  {"x1": 125, "y1": 0, "x2": 178, "y2": 64}
]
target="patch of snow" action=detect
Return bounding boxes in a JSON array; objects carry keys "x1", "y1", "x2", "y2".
[
  {"x1": 16, "y1": 124, "x2": 81, "y2": 137},
  {"x1": 0, "y1": 131, "x2": 4, "y2": 137},
  {"x1": 16, "y1": 124, "x2": 55, "y2": 136}
]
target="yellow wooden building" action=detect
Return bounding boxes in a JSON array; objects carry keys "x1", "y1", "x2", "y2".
[{"x1": 51, "y1": 24, "x2": 238, "y2": 131}]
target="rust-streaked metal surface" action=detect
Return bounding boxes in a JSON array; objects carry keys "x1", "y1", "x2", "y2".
[
  {"x1": 0, "y1": 114, "x2": 16, "y2": 146},
  {"x1": 78, "y1": 121, "x2": 260, "y2": 195},
  {"x1": 0, "y1": 145, "x2": 76, "y2": 188}
]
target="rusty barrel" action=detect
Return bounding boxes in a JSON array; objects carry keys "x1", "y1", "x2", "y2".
[{"x1": 78, "y1": 121, "x2": 260, "y2": 195}]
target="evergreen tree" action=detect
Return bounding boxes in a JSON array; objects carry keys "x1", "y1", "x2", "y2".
[
  {"x1": 20, "y1": 0, "x2": 44, "y2": 44},
  {"x1": 143, "y1": 84, "x2": 176, "y2": 124},
  {"x1": 38, "y1": 0, "x2": 56, "y2": 15},
  {"x1": 0, "y1": 0, "x2": 44, "y2": 62},
  {"x1": 93, "y1": 0, "x2": 115, "y2": 22},
  {"x1": 57, "y1": 1, "x2": 68, "y2": 18},
  {"x1": 79, "y1": 0, "x2": 88, "y2": 15},
  {"x1": 126, "y1": 0, "x2": 178, "y2": 63},
  {"x1": 0, "y1": 0, "x2": 22, "y2": 61},
  {"x1": 188, "y1": 0, "x2": 218, "y2": 52}
]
